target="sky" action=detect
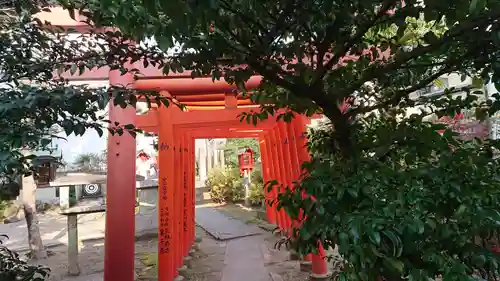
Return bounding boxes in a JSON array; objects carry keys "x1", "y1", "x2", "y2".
[
  {"x1": 52, "y1": 130, "x2": 107, "y2": 164},
  {"x1": 53, "y1": 130, "x2": 211, "y2": 166}
]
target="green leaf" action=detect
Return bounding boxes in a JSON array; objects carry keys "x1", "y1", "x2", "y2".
[
  {"x1": 472, "y1": 255, "x2": 486, "y2": 266},
  {"x1": 455, "y1": 204, "x2": 467, "y2": 216},
  {"x1": 124, "y1": 124, "x2": 135, "y2": 130},
  {"x1": 472, "y1": 76, "x2": 484, "y2": 88},
  {"x1": 384, "y1": 257, "x2": 404, "y2": 274},
  {"x1": 368, "y1": 230, "x2": 381, "y2": 245},
  {"x1": 95, "y1": 126, "x2": 104, "y2": 137},
  {"x1": 415, "y1": 219, "x2": 425, "y2": 234}
]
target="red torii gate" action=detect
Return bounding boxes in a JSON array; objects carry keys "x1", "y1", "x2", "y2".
[
  {"x1": 34, "y1": 8, "x2": 331, "y2": 281},
  {"x1": 107, "y1": 72, "x2": 331, "y2": 281}
]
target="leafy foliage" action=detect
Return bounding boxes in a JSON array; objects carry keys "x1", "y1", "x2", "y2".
[
  {"x1": 0, "y1": 200, "x2": 11, "y2": 222},
  {"x1": 206, "y1": 166, "x2": 264, "y2": 204},
  {"x1": 0, "y1": 2, "x2": 176, "y2": 195},
  {"x1": 67, "y1": 0, "x2": 500, "y2": 153},
  {"x1": 35, "y1": 0, "x2": 500, "y2": 280},
  {"x1": 206, "y1": 167, "x2": 244, "y2": 203},
  {"x1": 0, "y1": 235, "x2": 50, "y2": 280},
  {"x1": 248, "y1": 165, "x2": 265, "y2": 205},
  {"x1": 277, "y1": 110, "x2": 500, "y2": 281},
  {"x1": 222, "y1": 138, "x2": 260, "y2": 168}
]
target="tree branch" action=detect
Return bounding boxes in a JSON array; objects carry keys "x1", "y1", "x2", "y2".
[
  {"x1": 218, "y1": 0, "x2": 268, "y2": 37},
  {"x1": 350, "y1": 66, "x2": 455, "y2": 116},
  {"x1": 343, "y1": 8, "x2": 500, "y2": 98},
  {"x1": 264, "y1": 0, "x2": 299, "y2": 45},
  {"x1": 319, "y1": 0, "x2": 399, "y2": 75}
]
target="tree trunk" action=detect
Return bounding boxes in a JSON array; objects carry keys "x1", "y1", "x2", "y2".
[
  {"x1": 22, "y1": 176, "x2": 47, "y2": 259},
  {"x1": 324, "y1": 107, "x2": 356, "y2": 158}
]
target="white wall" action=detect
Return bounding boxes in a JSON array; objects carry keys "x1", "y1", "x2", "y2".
[
  {"x1": 405, "y1": 73, "x2": 478, "y2": 117},
  {"x1": 20, "y1": 187, "x2": 59, "y2": 205}
]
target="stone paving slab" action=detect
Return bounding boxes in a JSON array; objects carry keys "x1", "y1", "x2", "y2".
[
  {"x1": 222, "y1": 236, "x2": 272, "y2": 281},
  {"x1": 195, "y1": 206, "x2": 264, "y2": 241}
]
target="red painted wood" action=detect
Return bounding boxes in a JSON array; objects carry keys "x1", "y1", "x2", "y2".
[
  {"x1": 268, "y1": 129, "x2": 287, "y2": 230},
  {"x1": 278, "y1": 122, "x2": 294, "y2": 232},
  {"x1": 182, "y1": 133, "x2": 191, "y2": 254},
  {"x1": 189, "y1": 135, "x2": 196, "y2": 245},
  {"x1": 275, "y1": 125, "x2": 293, "y2": 231},
  {"x1": 158, "y1": 106, "x2": 176, "y2": 281},
  {"x1": 134, "y1": 76, "x2": 262, "y2": 93},
  {"x1": 173, "y1": 137, "x2": 182, "y2": 273},
  {"x1": 104, "y1": 69, "x2": 136, "y2": 281},
  {"x1": 312, "y1": 244, "x2": 329, "y2": 275},
  {"x1": 258, "y1": 136, "x2": 276, "y2": 224},
  {"x1": 292, "y1": 117, "x2": 313, "y2": 264}
]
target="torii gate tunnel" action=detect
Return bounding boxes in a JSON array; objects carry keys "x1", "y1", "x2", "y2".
[
  {"x1": 106, "y1": 70, "x2": 330, "y2": 281},
  {"x1": 34, "y1": 7, "x2": 331, "y2": 281}
]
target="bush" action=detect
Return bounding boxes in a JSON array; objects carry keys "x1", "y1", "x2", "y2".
[
  {"x1": 248, "y1": 165, "x2": 265, "y2": 206},
  {"x1": 0, "y1": 200, "x2": 11, "y2": 222},
  {"x1": 0, "y1": 235, "x2": 50, "y2": 280},
  {"x1": 248, "y1": 182, "x2": 265, "y2": 206},
  {"x1": 280, "y1": 116, "x2": 500, "y2": 281},
  {"x1": 207, "y1": 168, "x2": 244, "y2": 203},
  {"x1": 207, "y1": 166, "x2": 265, "y2": 205}
]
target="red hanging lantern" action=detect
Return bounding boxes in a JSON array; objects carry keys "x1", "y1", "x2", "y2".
[
  {"x1": 137, "y1": 151, "x2": 150, "y2": 161},
  {"x1": 238, "y1": 148, "x2": 255, "y2": 174}
]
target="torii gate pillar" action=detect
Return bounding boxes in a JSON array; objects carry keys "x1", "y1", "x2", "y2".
[{"x1": 104, "y1": 69, "x2": 137, "y2": 281}]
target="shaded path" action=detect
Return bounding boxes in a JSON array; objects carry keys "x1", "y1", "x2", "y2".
[
  {"x1": 196, "y1": 205, "x2": 271, "y2": 281},
  {"x1": 221, "y1": 236, "x2": 272, "y2": 281},
  {"x1": 195, "y1": 205, "x2": 264, "y2": 240},
  {"x1": 51, "y1": 205, "x2": 275, "y2": 281}
]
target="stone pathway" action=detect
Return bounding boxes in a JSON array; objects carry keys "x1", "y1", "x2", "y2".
[
  {"x1": 54, "y1": 207, "x2": 273, "y2": 281},
  {"x1": 195, "y1": 206, "x2": 264, "y2": 240},
  {"x1": 195, "y1": 206, "x2": 271, "y2": 281},
  {"x1": 221, "y1": 236, "x2": 272, "y2": 281}
]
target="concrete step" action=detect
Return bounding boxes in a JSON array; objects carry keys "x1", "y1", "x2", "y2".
[{"x1": 195, "y1": 186, "x2": 210, "y2": 203}]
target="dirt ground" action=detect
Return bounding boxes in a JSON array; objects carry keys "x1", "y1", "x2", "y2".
[
  {"x1": 26, "y1": 203, "x2": 332, "y2": 281},
  {"x1": 26, "y1": 234, "x2": 158, "y2": 281},
  {"x1": 182, "y1": 227, "x2": 227, "y2": 281}
]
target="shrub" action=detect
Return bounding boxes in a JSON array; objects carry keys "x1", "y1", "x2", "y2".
[
  {"x1": 0, "y1": 235, "x2": 50, "y2": 280},
  {"x1": 0, "y1": 200, "x2": 11, "y2": 222},
  {"x1": 248, "y1": 165, "x2": 265, "y2": 206},
  {"x1": 207, "y1": 168, "x2": 244, "y2": 203},
  {"x1": 207, "y1": 166, "x2": 265, "y2": 205},
  {"x1": 280, "y1": 116, "x2": 500, "y2": 281},
  {"x1": 248, "y1": 182, "x2": 265, "y2": 206}
]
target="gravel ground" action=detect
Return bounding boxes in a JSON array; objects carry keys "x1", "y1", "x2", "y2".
[
  {"x1": 23, "y1": 203, "x2": 340, "y2": 281},
  {"x1": 26, "y1": 235, "x2": 157, "y2": 281}
]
